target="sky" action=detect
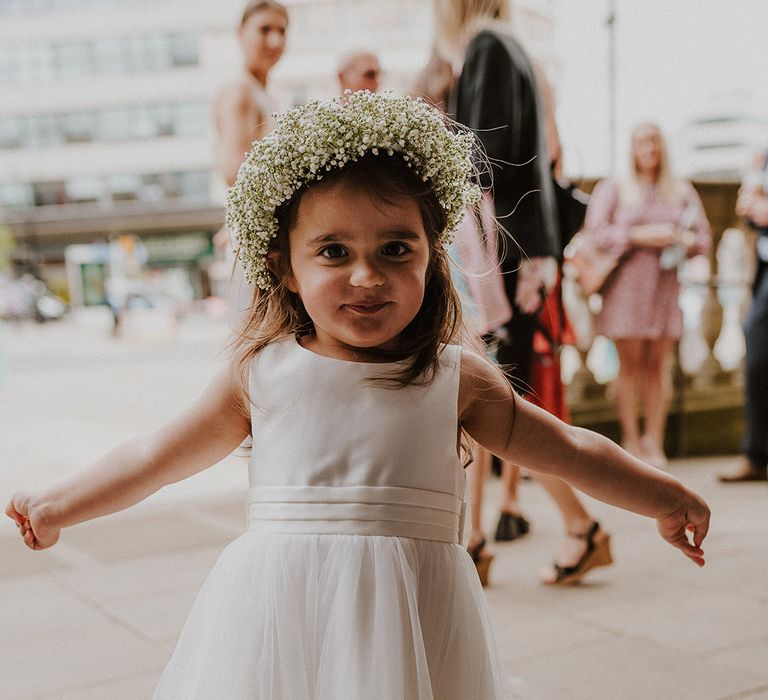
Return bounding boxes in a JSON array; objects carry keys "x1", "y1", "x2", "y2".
[{"x1": 550, "y1": 0, "x2": 768, "y2": 178}]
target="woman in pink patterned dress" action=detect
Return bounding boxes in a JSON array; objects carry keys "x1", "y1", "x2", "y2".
[{"x1": 584, "y1": 123, "x2": 710, "y2": 468}]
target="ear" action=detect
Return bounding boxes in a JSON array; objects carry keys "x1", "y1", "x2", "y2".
[{"x1": 267, "y1": 249, "x2": 298, "y2": 293}]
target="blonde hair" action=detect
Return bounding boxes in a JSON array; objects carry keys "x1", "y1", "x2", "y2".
[
  {"x1": 432, "y1": 0, "x2": 511, "y2": 62},
  {"x1": 620, "y1": 122, "x2": 685, "y2": 207},
  {"x1": 240, "y1": 0, "x2": 288, "y2": 27}
]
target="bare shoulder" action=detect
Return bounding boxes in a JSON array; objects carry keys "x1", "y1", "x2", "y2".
[
  {"x1": 457, "y1": 347, "x2": 511, "y2": 419},
  {"x1": 214, "y1": 80, "x2": 255, "y2": 113}
]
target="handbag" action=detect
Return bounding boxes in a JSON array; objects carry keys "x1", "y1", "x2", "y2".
[{"x1": 563, "y1": 230, "x2": 621, "y2": 297}]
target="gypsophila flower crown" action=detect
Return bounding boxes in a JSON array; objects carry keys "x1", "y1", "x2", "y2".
[{"x1": 225, "y1": 90, "x2": 481, "y2": 289}]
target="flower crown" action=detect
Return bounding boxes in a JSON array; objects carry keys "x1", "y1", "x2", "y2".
[{"x1": 225, "y1": 90, "x2": 481, "y2": 289}]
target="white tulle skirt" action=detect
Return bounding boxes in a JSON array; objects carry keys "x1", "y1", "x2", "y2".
[{"x1": 153, "y1": 532, "x2": 506, "y2": 699}]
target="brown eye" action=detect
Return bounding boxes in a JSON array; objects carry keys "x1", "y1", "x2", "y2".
[
  {"x1": 382, "y1": 242, "x2": 409, "y2": 257},
  {"x1": 320, "y1": 245, "x2": 347, "y2": 259}
]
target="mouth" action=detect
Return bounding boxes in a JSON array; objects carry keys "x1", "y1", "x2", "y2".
[{"x1": 344, "y1": 302, "x2": 390, "y2": 315}]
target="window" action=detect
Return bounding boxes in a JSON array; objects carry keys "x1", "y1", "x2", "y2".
[
  {"x1": 0, "y1": 182, "x2": 33, "y2": 208},
  {"x1": 18, "y1": 44, "x2": 55, "y2": 83},
  {"x1": 170, "y1": 33, "x2": 198, "y2": 67},
  {"x1": 60, "y1": 111, "x2": 94, "y2": 143},
  {"x1": 2, "y1": 31, "x2": 200, "y2": 85},
  {"x1": 174, "y1": 103, "x2": 207, "y2": 137},
  {"x1": 65, "y1": 176, "x2": 104, "y2": 204},
  {"x1": 33, "y1": 180, "x2": 66, "y2": 206},
  {"x1": 0, "y1": 117, "x2": 24, "y2": 149},
  {"x1": 1, "y1": 100, "x2": 209, "y2": 150},
  {"x1": 175, "y1": 170, "x2": 209, "y2": 199},
  {"x1": 93, "y1": 39, "x2": 127, "y2": 76},
  {"x1": 0, "y1": 46, "x2": 19, "y2": 84},
  {"x1": 99, "y1": 108, "x2": 131, "y2": 141},
  {"x1": 55, "y1": 41, "x2": 92, "y2": 79},
  {"x1": 108, "y1": 173, "x2": 142, "y2": 201},
  {"x1": 27, "y1": 114, "x2": 60, "y2": 148}
]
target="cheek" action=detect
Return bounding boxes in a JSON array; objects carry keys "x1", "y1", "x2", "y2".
[
  {"x1": 290, "y1": 263, "x2": 338, "y2": 305},
  {"x1": 400, "y1": 265, "x2": 429, "y2": 304}
]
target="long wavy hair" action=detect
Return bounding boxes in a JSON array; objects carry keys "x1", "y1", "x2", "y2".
[{"x1": 229, "y1": 152, "x2": 468, "y2": 395}]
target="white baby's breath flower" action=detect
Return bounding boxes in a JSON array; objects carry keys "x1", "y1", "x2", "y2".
[{"x1": 226, "y1": 91, "x2": 480, "y2": 289}]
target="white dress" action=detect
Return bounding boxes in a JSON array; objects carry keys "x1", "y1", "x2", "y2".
[{"x1": 154, "y1": 337, "x2": 506, "y2": 699}]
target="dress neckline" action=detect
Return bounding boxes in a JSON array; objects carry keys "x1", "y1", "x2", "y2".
[{"x1": 291, "y1": 336, "x2": 407, "y2": 368}]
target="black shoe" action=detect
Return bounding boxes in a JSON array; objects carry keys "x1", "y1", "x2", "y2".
[{"x1": 494, "y1": 512, "x2": 530, "y2": 541}]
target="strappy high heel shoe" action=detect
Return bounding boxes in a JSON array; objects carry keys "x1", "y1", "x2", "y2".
[
  {"x1": 541, "y1": 521, "x2": 613, "y2": 586},
  {"x1": 467, "y1": 538, "x2": 495, "y2": 587}
]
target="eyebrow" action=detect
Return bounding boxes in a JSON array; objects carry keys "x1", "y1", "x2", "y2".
[{"x1": 305, "y1": 230, "x2": 423, "y2": 247}]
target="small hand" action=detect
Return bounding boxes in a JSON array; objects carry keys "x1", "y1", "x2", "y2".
[
  {"x1": 656, "y1": 493, "x2": 710, "y2": 567},
  {"x1": 514, "y1": 257, "x2": 556, "y2": 314},
  {"x1": 5, "y1": 492, "x2": 61, "y2": 551}
]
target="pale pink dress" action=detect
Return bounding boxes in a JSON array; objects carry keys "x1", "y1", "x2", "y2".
[{"x1": 584, "y1": 178, "x2": 710, "y2": 340}]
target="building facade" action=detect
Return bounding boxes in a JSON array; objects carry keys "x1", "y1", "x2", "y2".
[{"x1": 0, "y1": 0, "x2": 555, "y2": 301}]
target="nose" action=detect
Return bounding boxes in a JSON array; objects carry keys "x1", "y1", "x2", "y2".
[
  {"x1": 266, "y1": 31, "x2": 284, "y2": 50},
  {"x1": 349, "y1": 258, "x2": 385, "y2": 288}
]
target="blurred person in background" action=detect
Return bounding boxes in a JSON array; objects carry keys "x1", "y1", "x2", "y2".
[
  {"x1": 337, "y1": 50, "x2": 381, "y2": 94},
  {"x1": 413, "y1": 48, "x2": 513, "y2": 585},
  {"x1": 105, "y1": 234, "x2": 148, "y2": 337},
  {"x1": 583, "y1": 123, "x2": 710, "y2": 470},
  {"x1": 718, "y1": 150, "x2": 768, "y2": 482},
  {"x1": 431, "y1": 0, "x2": 613, "y2": 586},
  {"x1": 213, "y1": 1, "x2": 289, "y2": 318}
]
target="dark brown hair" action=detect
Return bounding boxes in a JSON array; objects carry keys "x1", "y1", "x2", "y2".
[{"x1": 230, "y1": 152, "x2": 466, "y2": 389}]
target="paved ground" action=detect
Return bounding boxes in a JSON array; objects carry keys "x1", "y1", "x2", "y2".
[{"x1": 1, "y1": 311, "x2": 767, "y2": 699}]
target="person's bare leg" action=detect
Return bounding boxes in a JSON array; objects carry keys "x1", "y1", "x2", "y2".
[
  {"x1": 538, "y1": 474, "x2": 592, "y2": 532},
  {"x1": 499, "y1": 461, "x2": 523, "y2": 515},
  {"x1": 467, "y1": 446, "x2": 491, "y2": 549},
  {"x1": 613, "y1": 339, "x2": 644, "y2": 457},
  {"x1": 466, "y1": 446, "x2": 494, "y2": 586},
  {"x1": 639, "y1": 337, "x2": 674, "y2": 468},
  {"x1": 535, "y1": 474, "x2": 611, "y2": 583}
]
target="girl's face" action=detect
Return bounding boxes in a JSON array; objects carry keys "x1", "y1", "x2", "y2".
[
  {"x1": 632, "y1": 125, "x2": 663, "y2": 177},
  {"x1": 283, "y1": 179, "x2": 432, "y2": 361}
]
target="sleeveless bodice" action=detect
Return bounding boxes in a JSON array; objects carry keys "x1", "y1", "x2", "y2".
[
  {"x1": 155, "y1": 337, "x2": 507, "y2": 699},
  {"x1": 247, "y1": 337, "x2": 465, "y2": 543}
]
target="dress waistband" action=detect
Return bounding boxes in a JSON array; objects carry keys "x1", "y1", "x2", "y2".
[{"x1": 248, "y1": 485, "x2": 465, "y2": 544}]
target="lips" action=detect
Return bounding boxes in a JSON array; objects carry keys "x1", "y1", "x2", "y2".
[{"x1": 345, "y1": 301, "x2": 389, "y2": 315}]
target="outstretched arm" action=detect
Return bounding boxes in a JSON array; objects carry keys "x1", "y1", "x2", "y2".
[
  {"x1": 459, "y1": 349, "x2": 710, "y2": 565},
  {"x1": 6, "y1": 362, "x2": 251, "y2": 550}
]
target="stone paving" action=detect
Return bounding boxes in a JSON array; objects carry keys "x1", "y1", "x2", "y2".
[{"x1": 1, "y1": 312, "x2": 767, "y2": 699}]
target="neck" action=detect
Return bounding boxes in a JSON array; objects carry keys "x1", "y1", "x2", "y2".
[
  {"x1": 247, "y1": 66, "x2": 269, "y2": 87},
  {"x1": 636, "y1": 170, "x2": 658, "y2": 186}
]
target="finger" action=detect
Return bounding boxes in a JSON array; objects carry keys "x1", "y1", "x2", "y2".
[
  {"x1": 690, "y1": 519, "x2": 709, "y2": 548},
  {"x1": 673, "y1": 536, "x2": 705, "y2": 565},
  {"x1": 5, "y1": 501, "x2": 24, "y2": 526}
]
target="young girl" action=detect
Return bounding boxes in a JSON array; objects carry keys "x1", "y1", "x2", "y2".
[{"x1": 6, "y1": 92, "x2": 709, "y2": 699}]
